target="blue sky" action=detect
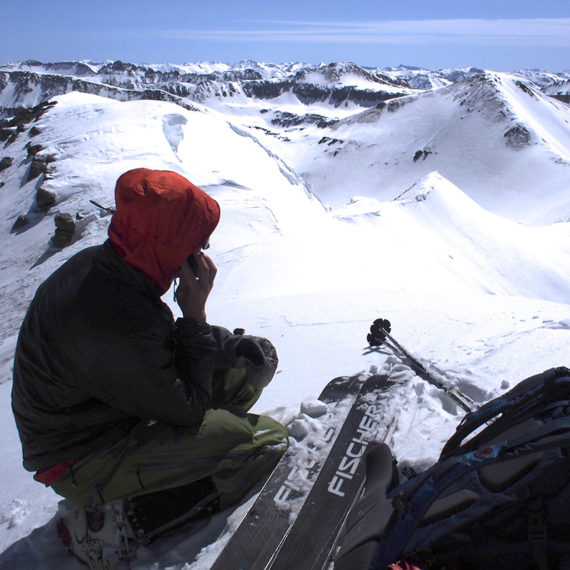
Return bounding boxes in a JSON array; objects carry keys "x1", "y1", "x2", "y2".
[{"x1": 3, "y1": 0, "x2": 569, "y2": 71}]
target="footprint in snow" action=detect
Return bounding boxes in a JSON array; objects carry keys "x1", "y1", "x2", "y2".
[{"x1": 543, "y1": 319, "x2": 570, "y2": 330}]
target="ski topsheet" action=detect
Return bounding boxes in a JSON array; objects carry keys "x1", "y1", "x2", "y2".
[
  {"x1": 266, "y1": 374, "x2": 393, "y2": 570},
  {"x1": 210, "y1": 373, "x2": 377, "y2": 570}
]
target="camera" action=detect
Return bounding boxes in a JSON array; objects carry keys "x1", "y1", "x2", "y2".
[{"x1": 187, "y1": 253, "x2": 199, "y2": 277}]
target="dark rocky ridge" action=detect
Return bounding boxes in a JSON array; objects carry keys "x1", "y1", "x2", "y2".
[{"x1": 2, "y1": 60, "x2": 568, "y2": 114}]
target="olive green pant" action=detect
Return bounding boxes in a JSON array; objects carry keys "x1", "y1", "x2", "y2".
[{"x1": 52, "y1": 368, "x2": 288, "y2": 511}]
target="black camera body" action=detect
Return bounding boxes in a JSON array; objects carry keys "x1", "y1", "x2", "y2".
[{"x1": 187, "y1": 254, "x2": 199, "y2": 276}]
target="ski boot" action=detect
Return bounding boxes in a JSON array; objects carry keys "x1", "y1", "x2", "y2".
[{"x1": 57, "y1": 499, "x2": 136, "y2": 569}]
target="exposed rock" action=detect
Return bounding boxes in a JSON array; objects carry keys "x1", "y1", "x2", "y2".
[
  {"x1": 11, "y1": 215, "x2": 29, "y2": 231},
  {"x1": 515, "y1": 80, "x2": 537, "y2": 99},
  {"x1": 441, "y1": 67, "x2": 484, "y2": 83},
  {"x1": 0, "y1": 128, "x2": 16, "y2": 142},
  {"x1": 28, "y1": 126, "x2": 41, "y2": 137},
  {"x1": 504, "y1": 124, "x2": 532, "y2": 149},
  {"x1": 26, "y1": 153, "x2": 56, "y2": 182},
  {"x1": 242, "y1": 80, "x2": 290, "y2": 100},
  {"x1": 54, "y1": 212, "x2": 75, "y2": 231},
  {"x1": 0, "y1": 71, "x2": 198, "y2": 112},
  {"x1": 27, "y1": 158, "x2": 47, "y2": 181},
  {"x1": 4, "y1": 130, "x2": 20, "y2": 145},
  {"x1": 52, "y1": 229, "x2": 73, "y2": 248},
  {"x1": 0, "y1": 100, "x2": 57, "y2": 144},
  {"x1": 1, "y1": 101, "x2": 57, "y2": 126},
  {"x1": 413, "y1": 149, "x2": 432, "y2": 162},
  {"x1": 100, "y1": 60, "x2": 139, "y2": 74},
  {"x1": 222, "y1": 68, "x2": 263, "y2": 82},
  {"x1": 35, "y1": 187, "x2": 56, "y2": 210},
  {"x1": 318, "y1": 136, "x2": 343, "y2": 146},
  {"x1": 240, "y1": 78, "x2": 407, "y2": 108},
  {"x1": 26, "y1": 143, "x2": 44, "y2": 156},
  {"x1": 544, "y1": 79, "x2": 570, "y2": 104},
  {"x1": 271, "y1": 111, "x2": 337, "y2": 129},
  {"x1": 51, "y1": 212, "x2": 75, "y2": 247},
  {"x1": 0, "y1": 156, "x2": 13, "y2": 171},
  {"x1": 376, "y1": 97, "x2": 411, "y2": 114}
]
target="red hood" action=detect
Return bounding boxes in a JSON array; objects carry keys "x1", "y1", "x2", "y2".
[{"x1": 108, "y1": 168, "x2": 220, "y2": 295}]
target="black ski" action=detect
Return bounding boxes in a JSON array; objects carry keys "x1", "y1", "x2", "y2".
[
  {"x1": 210, "y1": 373, "x2": 368, "y2": 570},
  {"x1": 211, "y1": 319, "x2": 479, "y2": 570},
  {"x1": 266, "y1": 374, "x2": 394, "y2": 570}
]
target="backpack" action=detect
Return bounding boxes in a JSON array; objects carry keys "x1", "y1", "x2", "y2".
[{"x1": 334, "y1": 366, "x2": 570, "y2": 570}]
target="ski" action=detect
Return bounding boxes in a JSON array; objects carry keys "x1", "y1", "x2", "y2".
[
  {"x1": 210, "y1": 373, "x2": 370, "y2": 570},
  {"x1": 212, "y1": 319, "x2": 475, "y2": 570},
  {"x1": 267, "y1": 319, "x2": 479, "y2": 570},
  {"x1": 264, "y1": 373, "x2": 395, "y2": 570}
]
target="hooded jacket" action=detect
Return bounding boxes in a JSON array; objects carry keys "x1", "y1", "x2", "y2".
[
  {"x1": 109, "y1": 168, "x2": 220, "y2": 294},
  {"x1": 12, "y1": 169, "x2": 226, "y2": 471}
]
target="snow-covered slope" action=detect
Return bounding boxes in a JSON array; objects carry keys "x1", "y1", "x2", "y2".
[
  {"x1": 245, "y1": 72, "x2": 570, "y2": 224},
  {"x1": 0, "y1": 62, "x2": 569, "y2": 569},
  {"x1": 2, "y1": 60, "x2": 568, "y2": 221},
  {"x1": 1, "y1": 92, "x2": 568, "y2": 342}
]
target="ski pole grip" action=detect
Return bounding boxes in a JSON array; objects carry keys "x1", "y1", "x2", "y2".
[{"x1": 368, "y1": 319, "x2": 391, "y2": 346}]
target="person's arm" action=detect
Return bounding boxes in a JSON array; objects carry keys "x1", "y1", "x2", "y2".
[
  {"x1": 80, "y1": 319, "x2": 217, "y2": 427},
  {"x1": 74, "y1": 256, "x2": 219, "y2": 426}
]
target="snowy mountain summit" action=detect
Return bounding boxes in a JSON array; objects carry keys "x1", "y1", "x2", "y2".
[{"x1": 0, "y1": 60, "x2": 569, "y2": 569}]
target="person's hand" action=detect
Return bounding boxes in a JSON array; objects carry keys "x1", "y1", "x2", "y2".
[{"x1": 175, "y1": 253, "x2": 217, "y2": 322}]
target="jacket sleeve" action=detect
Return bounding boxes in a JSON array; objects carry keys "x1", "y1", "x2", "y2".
[
  {"x1": 76, "y1": 308, "x2": 219, "y2": 428},
  {"x1": 74, "y1": 271, "x2": 275, "y2": 426},
  {"x1": 174, "y1": 317, "x2": 219, "y2": 401}
]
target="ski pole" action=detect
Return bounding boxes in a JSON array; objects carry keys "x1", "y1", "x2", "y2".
[
  {"x1": 90, "y1": 199, "x2": 116, "y2": 214},
  {"x1": 365, "y1": 318, "x2": 474, "y2": 413}
]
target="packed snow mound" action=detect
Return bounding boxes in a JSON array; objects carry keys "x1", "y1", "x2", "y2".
[
  {"x1": 397, "y1": 172, "x2": 570, "y2": 302},
  {"x1": 172, "y1": 167, "x2": 570, "y2": 305},
  {"x1": 320, "y1": 172, "x2": 570, "y2": 303}
]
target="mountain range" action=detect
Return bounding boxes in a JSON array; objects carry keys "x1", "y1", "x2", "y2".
[{"x1": 1, "y1": 59, "x2": 570, "y2": 109}]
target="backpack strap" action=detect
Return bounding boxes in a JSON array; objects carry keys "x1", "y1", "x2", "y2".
[
  {"x1": 441, "y1": 368, "x2": 570, "y2": 457},
  {"x1": 527, "y1": 496, "x2": 548, "y2": 570}
]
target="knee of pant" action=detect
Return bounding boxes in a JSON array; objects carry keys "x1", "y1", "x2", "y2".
[
  {"x1": 212, "y1": 367, "x2": 262, "y2": 410},
  {"x1": 201, "y1": 408, "x2": 258, "y2": 444},
  {"x1": 251, "y1": 414, "x2": 289, "y2": 449}
]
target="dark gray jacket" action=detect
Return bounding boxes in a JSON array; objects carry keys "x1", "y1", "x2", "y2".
[{"x1": 12, "y1": 242, "x2": 246, "y2": 471}]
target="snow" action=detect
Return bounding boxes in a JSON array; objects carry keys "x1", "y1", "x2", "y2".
[
  {"x1": 244, "y1": 72, "x2": 570, "y2": 225},
  {"x1": 0, "y1": 61, "x2": 569, "y2": 568},
  {"x1": 299, "y1": 70, "x2": 411, "y2": 94}
]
